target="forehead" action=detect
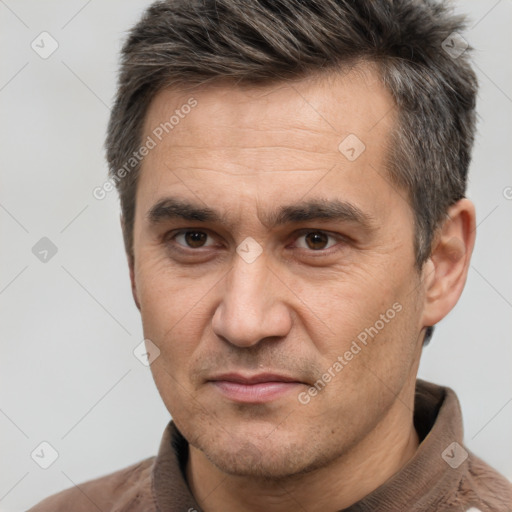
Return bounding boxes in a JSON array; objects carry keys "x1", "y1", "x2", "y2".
[
  {"x1": 142, "y1": 65, "x2": 395, "y2": 164},
  {"x1": 136, "y1": 65, "x2": 403, "y2": 227}
]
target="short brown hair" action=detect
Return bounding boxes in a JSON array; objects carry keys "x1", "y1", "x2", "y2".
[{"x1": 106, "y1": 0, "x2": 478, "y2": 268}]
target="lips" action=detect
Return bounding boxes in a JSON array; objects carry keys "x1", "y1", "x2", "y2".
[
  {"x1": 210, "y1": 372, "x2": 300, "y2": 384},
  {"x1": 208, "y1": 372, "x2": 304, "y2": 403}
]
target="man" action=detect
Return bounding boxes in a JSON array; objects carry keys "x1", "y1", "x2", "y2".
[{"x1": 30, "y1": 0, "x2": 512, "y2": 511}]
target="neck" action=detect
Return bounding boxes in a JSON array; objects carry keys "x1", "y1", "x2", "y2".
[{"x1": 186, "y1": 391, "x2": 420, "y2": 512}]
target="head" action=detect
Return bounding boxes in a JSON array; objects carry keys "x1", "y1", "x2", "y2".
[{"x1": 106, "y1": 0, "x2": 477, "y2": 478}]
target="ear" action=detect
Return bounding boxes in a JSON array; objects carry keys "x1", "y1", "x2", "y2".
[
  {"x1": 121, "y1": 215, "x2": 141, "y2": 311},
  {"x1": 420, "y1": 198, "x2": 476, "y2": 328}
]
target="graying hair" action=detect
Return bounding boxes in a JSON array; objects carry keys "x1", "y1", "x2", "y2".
[{"x1": 106, "y1": 0, "x2": 478, "y2": 269}]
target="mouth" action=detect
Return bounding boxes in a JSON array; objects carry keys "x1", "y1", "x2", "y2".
[{"x1": 208, "y1": 372, "x2": 305, "y2": 403}]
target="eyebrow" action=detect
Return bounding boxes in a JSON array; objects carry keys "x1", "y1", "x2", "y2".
[{"x1": 147, "y1": 196, "x2": 375, "y2": 230}]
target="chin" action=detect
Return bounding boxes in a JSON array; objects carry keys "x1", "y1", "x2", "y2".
[{"x1": 198, "y1": 434, "x2": 329, "y2": 480}]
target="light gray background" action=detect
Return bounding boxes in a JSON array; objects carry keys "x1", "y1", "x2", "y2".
[{"x1": 1, "y1": 1, "x2": 511, "y2": 510}]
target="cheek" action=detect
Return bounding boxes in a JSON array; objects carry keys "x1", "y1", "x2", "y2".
[
  {"x1": 137, "y1": 267, "x2": 211, "y2": 417},
  {"x1": 135, "y1": 259, "x2": 218, "y2": 365},
  {"x1": 137, "y1": 252, "x2": 192, "y2": 323},
  {"x1": 149, "y1": 357, "x2": 210, "y2": 440},
  {"x1": 288, "y1": 267, "x2": 396, "y2": 351},
  {"x1": 307, "y1": 267, "x2": 418, "y2": 379}
]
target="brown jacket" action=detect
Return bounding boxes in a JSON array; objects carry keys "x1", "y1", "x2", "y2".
[{"x1": 29, "y1": 380, "x2": 512, "y2": 511}]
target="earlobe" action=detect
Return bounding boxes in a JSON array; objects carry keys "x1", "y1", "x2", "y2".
[{"x1": 421, "y1": 199, "x2": 476, "y2": 327}]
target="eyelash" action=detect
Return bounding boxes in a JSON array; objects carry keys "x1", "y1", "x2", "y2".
[{"x1": 166, "y1": 229, "x2": 346, "y2": 256}]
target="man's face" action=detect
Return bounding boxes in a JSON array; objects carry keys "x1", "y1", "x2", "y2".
[{"x1": 131, "y1": 67, "x2": 427, "y2": 477}]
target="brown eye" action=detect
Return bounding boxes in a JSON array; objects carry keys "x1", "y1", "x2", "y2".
[
  {"x1": 184, "y1": 231, "x2": 207, "y2": 248},
  {"x1": 293, "y1": 230, "x2": 340, "y2": 252},
  {"x1": 304, "y1": 232, "x2": 329, "y2": 250},
  {"x1": 173, "y1": 230, "x2": 213, "y2": 249}
]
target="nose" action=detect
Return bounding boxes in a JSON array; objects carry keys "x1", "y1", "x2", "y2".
[{"x1": 211, "y1": 252, "x2": 292, "y2": 348}]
